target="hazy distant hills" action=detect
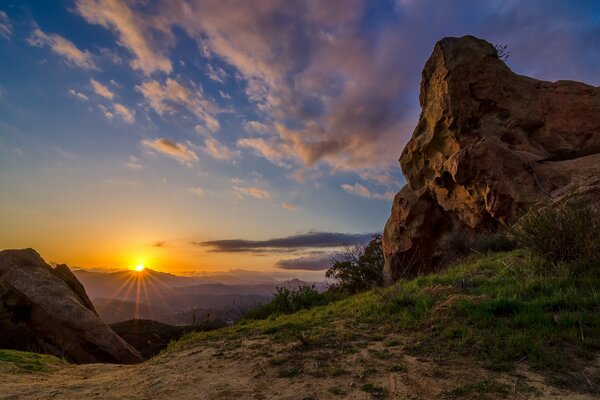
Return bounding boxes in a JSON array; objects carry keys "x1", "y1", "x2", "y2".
[{"x1": 72, "y1": 268, "x2": 325, "y2": 324}]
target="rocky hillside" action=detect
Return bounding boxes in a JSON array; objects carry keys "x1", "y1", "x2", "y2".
[
  {"x1": 0, "y1": 249, "x2": 142, "y2": 364},
  {"x1": 383, "y1": 35, "x2": 600, "y2": 280}
]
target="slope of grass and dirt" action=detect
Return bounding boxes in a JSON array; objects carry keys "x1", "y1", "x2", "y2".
[{"x1": 0, "y1": 250, "x2": 598, "y2": 399}]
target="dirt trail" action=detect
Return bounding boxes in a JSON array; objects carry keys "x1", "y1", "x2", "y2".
[{"x1": 0, "y1": 335, "x2": 597, "y2": 399}]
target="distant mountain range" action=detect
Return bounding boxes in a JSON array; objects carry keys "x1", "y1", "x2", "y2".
[{"x1": 72, "y1": 268, "x2": 326, "y2": 324}]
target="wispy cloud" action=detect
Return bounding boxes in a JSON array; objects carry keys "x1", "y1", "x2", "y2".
[
  {"x1": 282, "y1": 202, "x2": 299, "y2": 211},
  {"x1": 233, "y1": 186, "x2": 270, "y2": 200},
  {"x1": 137, "y1": 78, "x2": 220, "y2": 132},
  {"x1": 237, "y1": 137, "x2": 291, "y2": 168},
  {"x1": 126, "y1": 155, "x2": 142, "y2": 170},
  {"x1": 341, "y1": 182, "x2": 395, "y2": 201},
  {"x1": 197, "y1": 231, "x2": 373, "y2": 253},
  {"x1": 188, "y1": 187, "x2": 206, "y2": 197},
  {"x1": 113, "y1": 103, "x2": 135, "y2": 123},
  {"x1": 202, "y1": 137, "x2": 239, "y2": 160},
  {"x1": 141, "y1": 138, "x2": 199, "y2": 166},
  {"x1": 90, "y1": 78, "x2": 114, "y2": 100},
  {"x1": 75, "y1": 0, "x2": 172, "y2": 75},
  {"x1": 68, "y1": 89, "x2": 89, "y2": 101},
  {"x1": 206, "y1": 64, "x2": 228, "y2": 83},
  {"x1": 28, "y1": 27, "x2": 98, "y2": 70},
  {"x1": 0, "y1": 11, "x2": 12, "y2": 40}
]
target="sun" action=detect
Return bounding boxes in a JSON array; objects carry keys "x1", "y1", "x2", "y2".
[{"x1": 134, "y1": 263, "x2": 145, "y2": 272}]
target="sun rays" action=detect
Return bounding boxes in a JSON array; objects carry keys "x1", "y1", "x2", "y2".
[{"x1": 105, "y1": 265, "x2": 172, "y2": 321}]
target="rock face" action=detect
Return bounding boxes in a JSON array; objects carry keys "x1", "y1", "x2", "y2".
[
  {"x1": 383, "y1": 35, "x2": 600, "y2": 281},
  {"x1": 0, "y1": 248, "x2": 143, "y2": 364}
]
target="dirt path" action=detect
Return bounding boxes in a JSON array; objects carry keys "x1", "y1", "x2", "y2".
[{"x1": 0, "y1": 335, "x2": 597, "y2": 399}]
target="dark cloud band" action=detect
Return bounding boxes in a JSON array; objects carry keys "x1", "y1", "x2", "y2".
[{"x1": 196, "y1": 231, "x2": 373, "y2": 253}]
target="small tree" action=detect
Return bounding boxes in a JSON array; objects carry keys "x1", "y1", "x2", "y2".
[
  {"x1": 326, "y1": 234, "x2": 384, "y2": 293},
  {"x1": 494, "y1": 43, "x2": 511, "y2": 61}
]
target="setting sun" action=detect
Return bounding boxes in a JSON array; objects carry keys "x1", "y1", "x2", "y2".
[{"x1": 134, "y1": 264, "x2": 145, "y2": 272}]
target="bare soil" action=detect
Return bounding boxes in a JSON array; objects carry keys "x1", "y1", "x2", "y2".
[{"x1": 1, "y1": 332, "x2": 597, "y2": 400}]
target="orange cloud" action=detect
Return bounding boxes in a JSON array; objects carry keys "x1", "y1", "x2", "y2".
[{"x1": 141, "y1": 138, "x2": 198, "y2": 166}]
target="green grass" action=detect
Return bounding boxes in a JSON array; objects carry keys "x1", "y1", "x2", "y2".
[
  {"x1": 0, "y1": 349, "x2": 61, "y2": 372},
  {"x1": 171, "y1": 250, "x2": 600, "y2": 383}
]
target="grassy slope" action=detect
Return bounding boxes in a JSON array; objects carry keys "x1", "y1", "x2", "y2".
[
  {"x1": 0, "y1": 250, "x2": 597, "y2": 397},
  {"x1": 173, "y1": 250, "x2": 600, "y2": 390},
  {"x1": 0, "y1": 350, "x2": 62, "y2": 372}
]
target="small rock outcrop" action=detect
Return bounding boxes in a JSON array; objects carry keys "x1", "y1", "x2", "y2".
[
  {"x1": 0, "y1": 248, "x2": 143, "y2": 364},
  {"x1": 383, "y1": 35, "x2": 600, "y2": 281}
]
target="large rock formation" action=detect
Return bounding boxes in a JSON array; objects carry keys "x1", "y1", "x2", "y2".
[
  {"x1": 383, "y1": 35, "x2": 600, "y2": 281},
  {"x1": 0, "y1": 248, "x2": 143, "y2": 364}
]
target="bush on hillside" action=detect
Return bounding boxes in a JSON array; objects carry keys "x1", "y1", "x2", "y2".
[
  {"x1": 243, "y1": 285, "x2": 340, "y2": 320},
  {"x1": 508, "y1": 197, "x2": 600, "y2": 264},
  {"x1": 326, "y1": 234, "x2": 384, "y2": 293}
]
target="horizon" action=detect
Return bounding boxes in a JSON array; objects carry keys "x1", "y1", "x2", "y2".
[{"x1": 1, "y1": 0, "x2": 599, "y2": 275}]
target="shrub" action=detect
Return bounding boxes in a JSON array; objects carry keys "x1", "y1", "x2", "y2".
[
  {"x1": 508, "y1": 197, "x2": 600, "y2": 263},
  {"x1": 244, "y1": 285, "x2": 339, "y2": 320},
  {"x1": 325, "y1": 234, "x2": 384, "y2": 293}
]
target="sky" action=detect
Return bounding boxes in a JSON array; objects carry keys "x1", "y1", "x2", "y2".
[{"x1": 0, "y1": 0, "x2": 598, "y2": 277}]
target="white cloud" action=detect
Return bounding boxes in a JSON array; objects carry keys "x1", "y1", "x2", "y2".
[
  {"x1": 141, "y1": 138, "x2": 199, "y2": 166},
  {"x1": 90, "y1": 78, "x2": 115, "y2": 100},
  {"x1": 0, "y1": 11, "x2": 12, "y2": 40},
  {"x1": 68, "y1": 89, "x2": 89, "y2": 101},
  {"x1": 27, "y1": 27, "x2": 98, "y2": 70},
  {"x1": 219, "y1": 90, "x2": 231, "y2": 99},
  {"x1": 207, "y1": 64, "x2": 228, "y2": 83},
  {"x1": 341, "y1": 182, "x2": 395, "y2": 201},
  {"x1": 98, "y1": 104, "x2": 114, "y2": 120},
  {"x1": 126, "y1": 155, "x2": 142, "y2": 170}
]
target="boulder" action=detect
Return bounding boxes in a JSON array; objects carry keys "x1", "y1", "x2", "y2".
[
  {"x1": 383, "y1": 35, "x2": 600, "y2": 281},
  {"x1": 0, "y1": 248, "x2": 143, "y2": 364}
]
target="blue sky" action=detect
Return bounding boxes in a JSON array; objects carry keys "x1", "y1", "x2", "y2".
[{"x1": 0, "y1": 0, "x2": 598, "y2": 275}]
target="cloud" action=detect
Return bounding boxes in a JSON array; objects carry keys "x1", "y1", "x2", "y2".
[
  {"x1": 141, "y1": 138, "x2": 199, "y2": 166},
  {"x1": 68, "y1": 89, "x2": 89, "y2": 101},
  {"x1": 90, "y1": 78, "x2": 115, "y2": 99},
  {"x1": 282, "y1": 202, "x2": 298, "y2": 211},
  {"x1": 188, "y1": 187, "x2": 206, "y2": 197},
  {"x1": 206, "y1": 64, "x2": 228, "y2": 83},
  {"x1": 126, "y1": 155, "x2": 142, "y2": 170},
  {"x1": 75, "y1": 0, "x2": 172, "y2": 75},
  {"x1": 113, "y1": 103, "x2": 135, "y2": 123},
  {"x1": 202, "y1": 137, "x2": 239, "y2": 160},
  {"x1": 98, "y1": 104, "x2": 114, "y2": 120},
  {"x1": 237, "y1": 137, "x2": 291, "y2": 168},
  {"x1": 197, "y1": 231, "x2": 373, "y2": 253},
  {"x1": 0, "y1": 11, "x2": 12, "y2": 40},
  {"x1": 233, "y1": 186, "x2": 270, "y2": 200},
  {"x1": 153, "y1": 0, "x2": 408, "y2": 174},
  {"x1": 218, "y1": 90, "x2": 231, "y2": 99},
  {"x1": 137, "y1": 78, "x2": 220, "y2": 131},
  {"x1": 276, "y1": 254, "x2": 332, "y2": 271},
  {"x1": 341, "y1": 182, "x2": 395, "y2": 201},
  {"x1": 243, "y1": 120, "x2": 270, "y2": 135},
  {"x1": 27, "y1": 27, "x2": 98, "y2": 70}
]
